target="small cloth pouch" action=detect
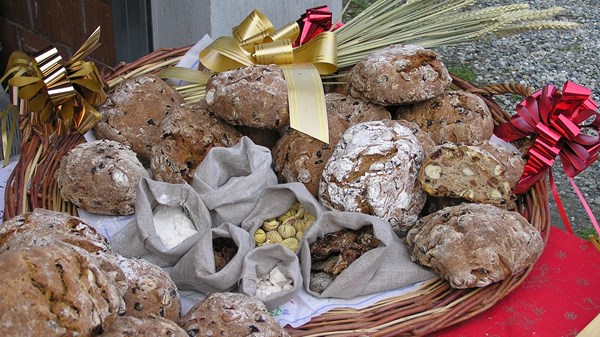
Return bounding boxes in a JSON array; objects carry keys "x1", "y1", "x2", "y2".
[{"x1": 301, "y1": 211, "x2": 436, "y2": 299}]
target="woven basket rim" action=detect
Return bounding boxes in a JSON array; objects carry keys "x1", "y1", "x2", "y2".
[{"x1": 4, "y1": 46, "x2": 551, "y2": 337}]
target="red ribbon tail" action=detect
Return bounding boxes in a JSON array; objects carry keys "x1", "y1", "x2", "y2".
[
  {"x1": 549, "y1": 170, "x2": 575, "y2": 235},
  {"x1": 568, "y1": 176, "x2": 600, "y2": 238}
]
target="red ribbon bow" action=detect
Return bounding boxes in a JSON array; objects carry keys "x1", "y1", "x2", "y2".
[
  {"x1": 294, "y1": 5, "x2": 343, "y2": 47},
  {"x1": 494, "y1": 81, "x2": 600, "y2": 194}
]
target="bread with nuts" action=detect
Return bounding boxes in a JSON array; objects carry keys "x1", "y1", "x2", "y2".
[
  {"x1": 395, "y1": 90, "x2": 494, "y2": 145},
  {"x1": 406, "y1": 203, "x2": 544, "y2": 288},
  {"x1": 418, "y1": 142, "x2": 513, "y2": 207},
  {"x1": 347, "y1": 44, "x2": 451, "y2": 105}
]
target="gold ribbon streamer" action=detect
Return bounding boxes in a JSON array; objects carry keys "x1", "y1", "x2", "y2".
[
  {"x1": 1, "y1": 26, "x2": 105, "y2": 145},
  {"x1": 199, "y1": 9, "x2": 337, "y2": 75}
]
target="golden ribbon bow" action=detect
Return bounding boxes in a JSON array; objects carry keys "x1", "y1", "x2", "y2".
[
  {"x1": 197, "y1": 10, "x2": 336, "y2": 143},
  {"x1": 199, "y1": 9, "x2": 337, "y2": 75},
  {"x1": 2, "y1": 27, "x2": 105, "y2": 140}
]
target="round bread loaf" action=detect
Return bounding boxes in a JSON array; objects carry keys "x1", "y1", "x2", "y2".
[
  {"x1": 348, "y1": 44, "x2": 451, "y2": 105},
  {"x1": 395, "y1": 90, "x2": 494, "y2": 145},
  {"x1": 273, "y1": 93, "x2": 391, "y2": 195},
  {"x1": 205, "y1": 64, "x2": 289, "y2": 129},
  {"x1": 150, "y1": 101, "x2": 242, "y2": 184},
  {"x1": 0, "y1": 242, "x2": 121, "y2": 336},
  {"x1": 179, "y1": 292, "x2": 290, "y2": 337},
  {"x1": 55, "y1": 140, "x2": 150, "y2": 215},
  {"x1": 117, "y1": 256, "x2": 181, "y2": 322},
  {"x1": 319, "y1": 120, "x2": 427, "y2": 235},
  {"x1": 94, "y1": 74, "x2": 184, "y2": 165},
  {"x1": 406, "y1": 203, "x2": 544, "y2": 288},
  {"x1": 102, "y1": 316, "x2": 188, "y2": 337},
  {"x1": 418, "y1": 142, "x2": 513, "y2": 207},
  {"x1": 0, "y1": 208, "x2": 110, "y2": 253}
]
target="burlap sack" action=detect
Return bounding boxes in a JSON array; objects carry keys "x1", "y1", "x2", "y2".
[
  {"x1": 301, "y1": 211, "x2": 435, "y2": 299},
  {"x1": 110, "y1": 178, "x2": 211, "y2": 266},
  {"x1": 170, "y1": 222, "x2": 252, "y2": 293},
  {"x1": 242, "y1": 183, "x2": 326, "y2": 254},
  {"x1": 239, "y1": 244, "x2": 302, "y2": 309},
  {"x1": 192, "y1": 136, "x2": 278, "y2": 226}
]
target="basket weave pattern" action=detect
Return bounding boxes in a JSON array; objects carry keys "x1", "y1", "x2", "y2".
[{"x1": 3, "y1": 48, "x2": 550, "y2": 336}]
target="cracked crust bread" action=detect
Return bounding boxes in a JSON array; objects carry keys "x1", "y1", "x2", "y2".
[
  {"x1": 348, "y1": 44, "x2": 451, "y2": 105},
  {"x1": 0, "y1": 242, "x2": 121, "y2": 336},
  {"x1": 406, "y1": 203, "x2": 544, "y2": 288},
  {"x1": 395, "y1": 90, "x2": 494, "y2": 145},
  {"x1": 273, "y1": 93, "x2": 391, "y2": 195},
  {"x1": 318, "y1": 120, "x2": 427, "y2": 235}
]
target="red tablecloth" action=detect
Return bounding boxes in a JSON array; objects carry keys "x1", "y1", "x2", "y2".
[{"x1": 433, "y1": 226, "x2": 600, "y2": 336}]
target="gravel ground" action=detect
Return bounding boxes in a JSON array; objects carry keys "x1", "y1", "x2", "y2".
[{"x1": 433, "y1": 0, "x2": 600, "y2": 237}]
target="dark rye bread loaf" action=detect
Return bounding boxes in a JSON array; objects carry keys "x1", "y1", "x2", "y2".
[
  {"x1": 0, "y1": 208, "x2": 110, "y2": 253},
  {"x1": 150, "y1": 100, "x2": 242, "y2": 184},
  {"x1": 94, "y1": 74, "x2": 184, "y2": 165},
  {"x1": 406, "y1": 203, "x2": 544, "y2": 288},
  {"x1": 102, "y1": 316, "x2": 188, "y2": 337},
  {"x1": 179, "y1": 292, "x2": 290, "y2": 337},
  {"x1": 55, "y1": 140, "x2": 150, "y2": 215},
  {"x1": 348, "y1": 44, "x2": 451, "y2": 105},
  {"x1": 0, "y1": 242, "x2": 121, "y2": 336},
  {"x1": 205, "y1": 64, "x2": 289, "y2": 130},
  {"x1": 395, "y1": 90, "x2": 494, "y2": 145}
]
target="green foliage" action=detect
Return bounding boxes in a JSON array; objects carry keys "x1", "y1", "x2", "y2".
[
  {"x1": 576, "y1": 226, "x2": 599, "y2": 241},
  {"x1": 446, "y1": 63, "x2": 478, "y2": 84}
]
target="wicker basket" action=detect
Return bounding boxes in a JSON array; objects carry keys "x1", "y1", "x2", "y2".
[{"x1": 3, "y1": 47, "x2": 550, "y2": 336}]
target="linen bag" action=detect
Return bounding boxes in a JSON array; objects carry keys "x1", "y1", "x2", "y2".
[
  {"x1": 170, "y1": 222, "x2": 252, "y2": 293},
  {"x1": 242, "y1": 182, "x2": 325, "y2": 254},
  {"x1": 239, "y1": 244, "x2": 302, "y2": 309},
  {"x1": 110, "y1": 177, "x2": 211, "y2": 266},
  {"x1": 192, "y1": 136, "x2": 278, "y2": 226},
  {"x1": 301, "y1": 211, "x2": 436, "y2": 299}
]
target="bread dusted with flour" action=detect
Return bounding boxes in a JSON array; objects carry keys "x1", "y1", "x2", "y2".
[
  {"x1": 319, "y1": 120, "x2": 427, "y2": 235},
  {"x1": 406, "y1": 203, "x2": 544, "y2": 288},
  {"x1": 94, "y1": 74, "x2": 184, "y2": 165},
  {"x1": 150, "y1": 100, "x2": 242, "y2": 184},
  {"x1": 179, "y1": 292, "x2": 290, "y2": 337},
  {"x1": 205, "y1": 64, "x2": 289, "y2": 130},
  {"x1": 273, "y1": 93, "x2": 391, "y2": 195},
  {"x1": 348, "y1": 44, "x2": 451, "y2": 105},
  {"x1": 395, "y1": 90, "x2": 494, "y2": 145},
  {"x1": 55, "y1": 140, "x2": 150, "y2": 215}
]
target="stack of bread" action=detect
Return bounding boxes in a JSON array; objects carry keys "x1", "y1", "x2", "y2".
[{"x1": 0, "y1": 43, "x2": 545, "y2": 335}]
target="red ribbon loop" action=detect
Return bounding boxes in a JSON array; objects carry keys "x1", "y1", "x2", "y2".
[
  {"x1": 494, "y1": 81, "x2": 600, "y2": 194},
  {"x1": 294, "y1": 6, "x2": 342, "y2": 47}
]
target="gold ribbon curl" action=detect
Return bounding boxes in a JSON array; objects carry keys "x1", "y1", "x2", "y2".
[
  {"x1": 200, "y1": 9, "x2": 337, "y2": 75},
  {"x1": 2, "y1": 26, "x2": 106, "y2": 139}
]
